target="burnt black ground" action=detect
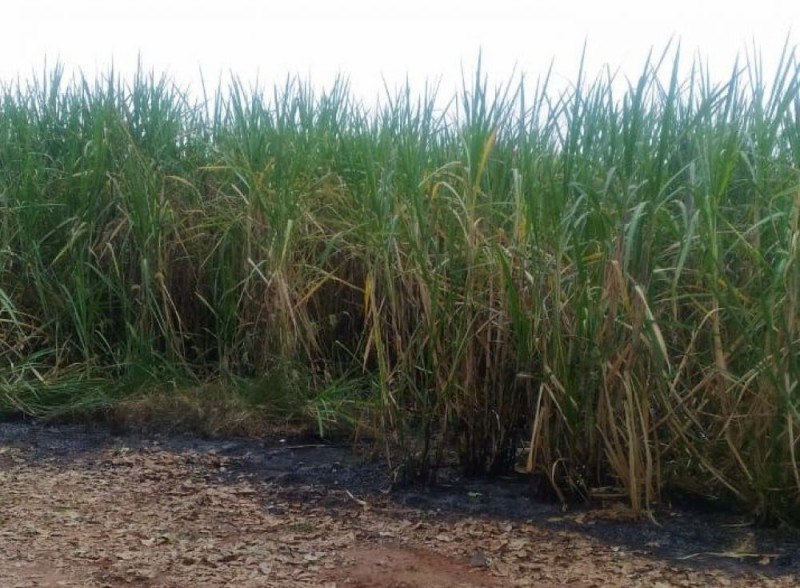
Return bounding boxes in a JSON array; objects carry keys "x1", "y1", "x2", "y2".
[{"x1": 2, "y1": 420, "x2": 799, "y2": 578}]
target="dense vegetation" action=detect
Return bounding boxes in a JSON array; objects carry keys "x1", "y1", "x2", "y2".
[{"x1": 1, "y1": 46, "x2": 799, "y2": 523}]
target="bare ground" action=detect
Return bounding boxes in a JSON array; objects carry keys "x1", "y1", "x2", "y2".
[{"x1": 0, "y1": 422, "x2": 798, "y2": 587}]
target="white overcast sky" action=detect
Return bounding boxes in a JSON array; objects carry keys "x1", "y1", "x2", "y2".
[{"x1": 2, "y1": 0, "x2": 799, "y2": 103}]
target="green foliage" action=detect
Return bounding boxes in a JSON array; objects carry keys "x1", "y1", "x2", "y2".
[{"x1": 1, "y1": 45, "x2": 799, "y2": 523}]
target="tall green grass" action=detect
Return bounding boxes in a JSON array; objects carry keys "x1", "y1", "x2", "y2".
[{"x1": 1, "y1": 45, "x2": 799, "y2": 522}]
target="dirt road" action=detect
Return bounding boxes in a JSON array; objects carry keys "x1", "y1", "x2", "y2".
[{"x1": 0, "y1": 422, "x2": 797, "y2": 587}]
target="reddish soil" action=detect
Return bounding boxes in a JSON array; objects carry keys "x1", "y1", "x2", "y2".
[
  {"x1": 0, "y1": 422, "x2": 798, "y2": 587},
  {"x1": 330, "y1": 545, "x2": 498, "y2": 587}
]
